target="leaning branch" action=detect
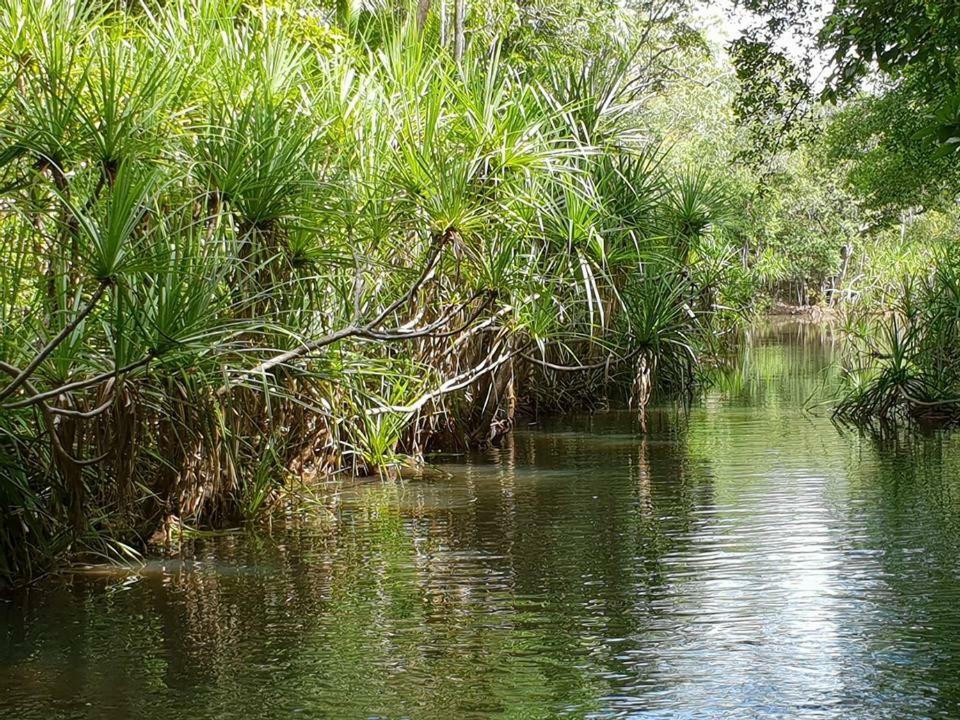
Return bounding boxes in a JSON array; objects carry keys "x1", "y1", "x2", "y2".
[
  {"x1": 0, "y1": 361, "x2": 109, "y2": 467},
  {"x1": 218, "y1": 241, "x2": 451, "y2": 395},
  {"x1": 3, "y1": 355, "x2": 155, "y2": 410},
  {"x1": 521, "y1": 345, "x2": 644, "y2": 372},
  {"x1": 0, "y1": 280, "x2": 110, "y2": 402},
  {"x1": 369, "y1": 335, "x2": 528, "y2": 417}
]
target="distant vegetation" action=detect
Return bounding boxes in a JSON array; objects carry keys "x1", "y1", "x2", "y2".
[{"x1": 730, "y1": 0, "x2": 960, "y2": 426}]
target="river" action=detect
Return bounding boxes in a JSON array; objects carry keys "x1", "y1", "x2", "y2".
[{"x1": 3, "y1": 321, "x2": 960, "y2": 719}]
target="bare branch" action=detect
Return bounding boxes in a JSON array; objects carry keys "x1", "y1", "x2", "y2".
[
  {"x1": 369, "y1": 335, "x2": 528, "y2": 417},
  {"x1": 0, "y1": 280, "x2": 110, "y2": 402}
]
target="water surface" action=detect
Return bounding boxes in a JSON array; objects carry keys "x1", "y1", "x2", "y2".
[{"x1": 4, "y1": 322, "x2": 960, "y2": 719}]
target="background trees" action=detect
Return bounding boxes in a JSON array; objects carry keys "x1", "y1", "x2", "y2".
[{"x1": 727, "y1": 0, "x2": 960, "y2": 423}]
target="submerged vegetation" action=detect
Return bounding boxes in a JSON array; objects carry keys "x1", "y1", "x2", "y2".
[{"x1": 1, "y1": 0, "x2": 958, "y2": 583}]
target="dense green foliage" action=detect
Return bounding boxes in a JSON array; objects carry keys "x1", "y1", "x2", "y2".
[
  {"x1": 0, "y1": 0, "x2": 750, "y2": 582},
  {"x1": 728, "y1": 0, "x2": 960, "y2": 426},
  {"x1": 1, "y1": 0, "x2": 957, "y2": 583},
  {"x1": 837, "y1": 255, "x2": 960, "y2": 426}
]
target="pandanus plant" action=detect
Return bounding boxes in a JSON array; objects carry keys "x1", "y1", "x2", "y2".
[
  {"x1": 0, "y1": 0, "x2": 724, "y2": 582},
  {"x1": 836, "y1": 256, "x2": 960, "y2": 426}
]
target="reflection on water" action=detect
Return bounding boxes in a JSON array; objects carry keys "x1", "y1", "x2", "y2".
[{"x1": 3, "y1": 322, "x2": 960, "y2": 719}]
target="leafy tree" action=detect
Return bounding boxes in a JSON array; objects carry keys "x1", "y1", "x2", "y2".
[
  {"x1": 821, "y1": 75, "x2": 960, "y2": 223},
  {"x1": 732, "y1": 0, "x2": 960, "y2": 162}
]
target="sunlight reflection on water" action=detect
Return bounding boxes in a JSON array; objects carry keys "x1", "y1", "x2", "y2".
[{"x1": 3, "y1": 322, "x2": 960, "y2": 719}]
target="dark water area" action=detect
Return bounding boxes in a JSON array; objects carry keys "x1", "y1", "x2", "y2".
[{"x1": 4, "y1": 321, "x2": 960, "y2": 719}]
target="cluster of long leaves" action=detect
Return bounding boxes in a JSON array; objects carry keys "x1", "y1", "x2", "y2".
[
  {"x1": 0, "y1": 0, "x2": 734, "y2": 582},
  {"x1": 835, "y1": 254, "x2": 960, "y2": 427}
]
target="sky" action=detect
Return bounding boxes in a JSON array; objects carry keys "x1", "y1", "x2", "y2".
[{"x1": 691, "y1": 0, "x2": 833, "y2": 83}]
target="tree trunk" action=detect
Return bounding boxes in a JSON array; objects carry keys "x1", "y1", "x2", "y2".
[
  {"x1": 416, "y1": 0, "x2": 432, "y2": 29},
  {"x1": 453, "y1": 0, "x2": 465, "y2": 62},
  {"x1": 440, "y1": 0, "x2": 447, "y2": 47}
]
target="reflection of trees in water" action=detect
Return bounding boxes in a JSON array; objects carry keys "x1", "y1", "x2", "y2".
[
  {"x1": 705, "y1": 320, "x2": 840, "y2": 407},
  {"x1": 0, "y1": 323, "x2": 855, "y2": 718},
  {"x1": 6, "y1": 323, "x2": 960, "y2": 718},
  {"x1": 142, "y1": 493, "x2": 610, "y2": 716},
  {"x1": 840, "y1": 433, "x2": 960, "y2": 716},
  {"x1": 433, "y1": 409, "x2": 715, "y2": 706}
]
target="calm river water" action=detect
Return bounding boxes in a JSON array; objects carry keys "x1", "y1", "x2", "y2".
[{"x1": 3, "y1": 322, "x2": 960, "y2": 719}]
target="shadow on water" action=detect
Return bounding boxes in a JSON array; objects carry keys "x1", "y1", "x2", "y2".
[{"x1": 3, "y1": 321, "x2": 960, "y2": 719}]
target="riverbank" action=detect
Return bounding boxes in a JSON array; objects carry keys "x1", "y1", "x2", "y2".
[
  {"x1": 0, "y1": 2, "x2": 728, "y2": 585},
  {"x1": 767, "y1": 302, "x2": 838, "y2": 321}
]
